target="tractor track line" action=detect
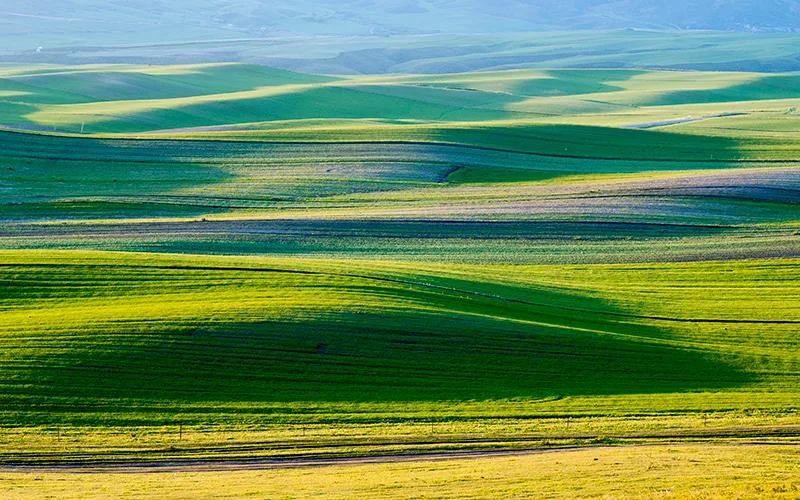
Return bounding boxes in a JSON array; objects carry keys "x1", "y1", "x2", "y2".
[
  {"x1": 3, "y1": 262, "x2": 799, "y2": 325},
  {"x1": 2, "y1": 128, "x2": 799, "y2": 164}
]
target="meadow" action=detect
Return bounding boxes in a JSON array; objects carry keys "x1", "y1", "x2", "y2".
[
  {"x1": 3, "y1": 445, "x2": 799, "y2": 499},
  {"x1": 0, "y1": 63, "x2": 799, "y2": 497}
]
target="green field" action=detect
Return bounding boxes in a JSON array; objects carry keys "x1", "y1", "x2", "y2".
[{"x1": 1, "y1": 63, "x2": 799, "y2": 497}]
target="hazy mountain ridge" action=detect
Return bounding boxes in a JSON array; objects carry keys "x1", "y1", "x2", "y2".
[
  {"x1": 4, "y1": 0, "x2": 800, "y2": 47},
  {"x1": 3, "y1": 1, "x2": 800, "y2": 72}
]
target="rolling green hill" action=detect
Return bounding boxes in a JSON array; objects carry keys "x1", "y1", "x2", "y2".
[
  {"x1": 0, "y1": 62, "x2": 798, "y2": 494},
  {"x1": 3, "y1": 64, "x2": 800, "y2": 151}
]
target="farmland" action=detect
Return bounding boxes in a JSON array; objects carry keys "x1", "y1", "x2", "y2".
[
  {"x1": 1, "y1": 63, "x2": 799, "y2": 497},
  {"x1": 3, "y1": 445, "x2": 799, "y2": 499}
]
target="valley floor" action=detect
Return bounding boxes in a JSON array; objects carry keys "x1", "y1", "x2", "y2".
[{"x1": 2, "y1": 444, "x2": 799, "y2": 499}]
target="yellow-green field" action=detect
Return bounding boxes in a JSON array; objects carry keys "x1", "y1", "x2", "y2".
[
  {"x1": 1, "y1": 63, "x2": 799, "y2": 497},
  {"x1": 3, "y1": 445, "x2": 799, "y2": 499}
]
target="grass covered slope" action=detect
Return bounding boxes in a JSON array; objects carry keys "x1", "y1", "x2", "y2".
[
  {"x1": 1, "y1": 250, "x2": 798, "y2": 463},
  {"x1": 1, "y1": 64, "x2": 799, "y2": 146},
  {"x1": 0, "y1": 64, "x2": 799, "y2": 471},
  {"x1": 0, "y1": 251, "x2": 772, "y2": 408},
  {"x1": 2, "y1": 129, "x2": 798, "y2": 263}
]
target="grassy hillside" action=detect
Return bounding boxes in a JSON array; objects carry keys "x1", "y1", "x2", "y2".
[
  {"x1": 0, "y1": 63, "x2": 798, "y2": 499},
  {"x1": 2, "y1": 65, "x2": 800, "y2": 158},
  {"x1": 1, "y1": 250, "x2": 798, "y2": 464}
]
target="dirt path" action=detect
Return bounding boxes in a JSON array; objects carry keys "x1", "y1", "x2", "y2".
[
  {"x1": 2, "y1": 442, "x2": 789, "y2": 474},
  {"x1": 623, "y1": 113, "x2": 747, "y2": 129},
  {"x1": 142, "y1": 124, "x2": 263, "y2": 134},
  {"x1": 0, "y1": 447, "x2": 615, "y2": 474}
]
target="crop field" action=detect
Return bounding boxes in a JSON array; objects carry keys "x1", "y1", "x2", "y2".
[{"x1": 1, "y1": 64, "x2": 799, "y2": 497}]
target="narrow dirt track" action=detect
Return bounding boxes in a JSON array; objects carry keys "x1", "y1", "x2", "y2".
[
  {"x1": 2, "y1": 443, "x2": 790, "y2": 474},
  {"x1": 622, "y1": 113, "x2": 747, "y2": 129},
  {"x1": 0, "y1": 446, "x2": 618, "y2": 474}
]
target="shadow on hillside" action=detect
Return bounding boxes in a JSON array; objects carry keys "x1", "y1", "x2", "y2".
[
  {"x1": 642, "y1": 74, "x2": 800, "y2": 107},
  {"x1": 2, "y1": 264, "x2": 754, "y2": 418},
  {"x1": 0, "y1": 64, "x2": 333, "y2": 131}
]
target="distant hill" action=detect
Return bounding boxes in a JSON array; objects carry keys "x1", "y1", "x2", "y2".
[
  {"x1": 4, "y1": 0, "x2": 800, "y2": 48},
  {"x1": 3, "y1": 1, "x2": 800, "y2": 72}
]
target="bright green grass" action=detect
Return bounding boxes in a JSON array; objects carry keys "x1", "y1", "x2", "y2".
[
  {"x1": 4, "y1": 64, "x2": 800, "y2": 148},
  {"x1": 0, "y1": 252, "x2": 757, "y2": 405},
  {"x1": 1, "y1": 64, "x2": 799, "y2": 469},
  {"x1": 5, "y1": 64, "x2": 334, "y2": 102},
  {"x1": 0, "y1": 250, "x2": 798, "y2": 462}
]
